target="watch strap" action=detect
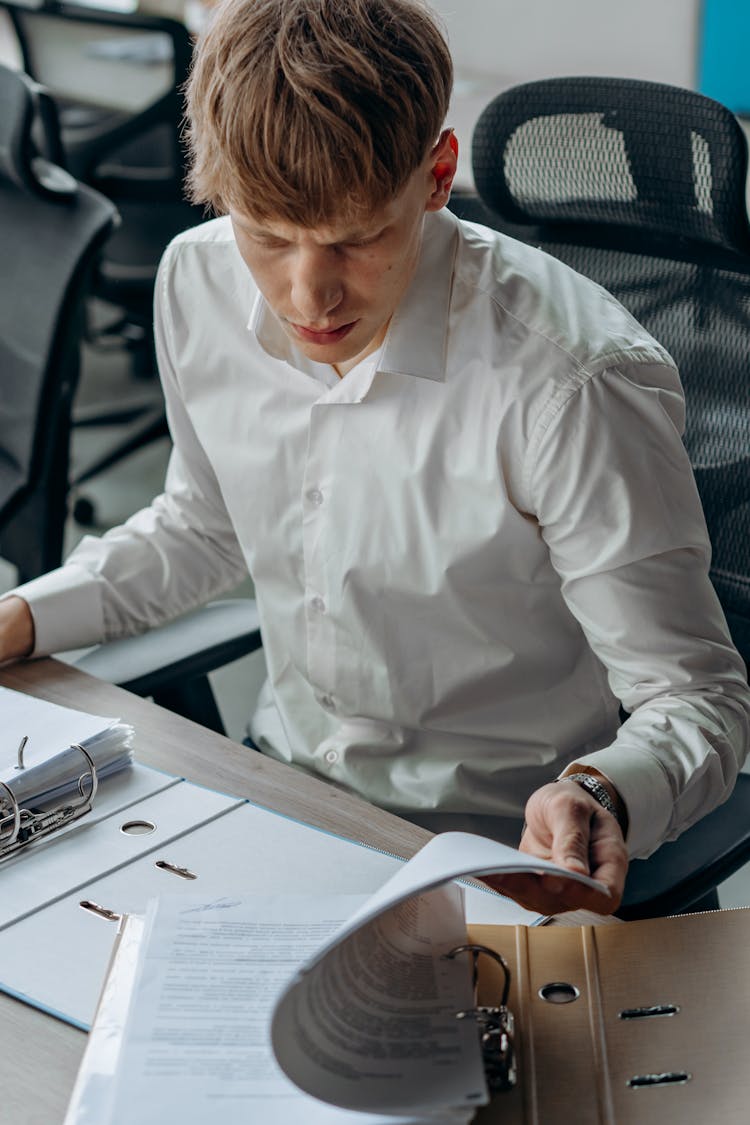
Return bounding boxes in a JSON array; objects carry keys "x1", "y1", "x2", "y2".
[{"x1": 559, "y1": 772, "x2": 620, "y2": 823}]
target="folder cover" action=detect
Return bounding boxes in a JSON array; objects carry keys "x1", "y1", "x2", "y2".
[{"x1": 66, "y1": 833, "x2": 750, "y2": 1123}]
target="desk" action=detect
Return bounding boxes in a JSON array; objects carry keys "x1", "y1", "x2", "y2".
[
  {"x1": 0, "y1": 657, "x2": 611, "y2": 1124},
  {"x1": 0, "y1": 657, "x2": 437, "y2": 1124}
]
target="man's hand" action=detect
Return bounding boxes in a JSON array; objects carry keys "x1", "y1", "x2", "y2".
[
  {"x1": 483, "y1": 779, "x2": 629, "y2": 916},
  {"x1": 0, "y1": 596, "x2": 35, "y2": 664}
]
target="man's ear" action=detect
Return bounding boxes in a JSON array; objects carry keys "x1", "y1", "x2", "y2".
[{"x1": 426, "y1": 128, "x2": 458, "y2": 212}]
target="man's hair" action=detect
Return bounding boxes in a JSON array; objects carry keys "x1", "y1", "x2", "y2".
[{"x1": 185, "y1": 0, "x2": 453, "y2": 225}]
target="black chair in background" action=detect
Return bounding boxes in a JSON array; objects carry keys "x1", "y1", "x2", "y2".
[
  {"x1": 0, "y1": 62, "x2": 116, "y2": 582},
  {"x1": 0, "y1": 5, "x2": 261, "y2": 727},
  {"x1": 449, "y1": 76, "x2": 750, "y2": 918},
  {"x1": 2, "y1": 1, "x2": 205, "y2": 518}
]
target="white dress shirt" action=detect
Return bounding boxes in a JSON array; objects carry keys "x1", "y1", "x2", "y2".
[{"x1": 16, "y1": 208, "x2": 750, "y2": 858}]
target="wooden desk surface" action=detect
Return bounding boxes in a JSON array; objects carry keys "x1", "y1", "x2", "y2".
[
  {"x1": 0, "y1": 658, "x2": 612, "y2": 1124},
  {"x1": 0, "y1": 657, "x2": 435, "y2": 1125}
]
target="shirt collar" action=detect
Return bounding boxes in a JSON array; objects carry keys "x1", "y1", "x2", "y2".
[
  {"x1": 249, "y1": 288, "x2": 294, "y2": 364},
  {"x1": 378, "y1": 208, "x2": 458, "y2": 383},
  {"x1": 247, "y1": 207, "x2": 459, "y2": 383}
]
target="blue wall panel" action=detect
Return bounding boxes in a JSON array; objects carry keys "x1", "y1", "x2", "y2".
[{"x1": 700, "y1": 0, "x2": 750, "y2": 114}]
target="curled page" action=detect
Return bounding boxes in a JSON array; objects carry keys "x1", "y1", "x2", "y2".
[{"x1": 272, "y1": 832, "x2": 606, "y2": 1116}]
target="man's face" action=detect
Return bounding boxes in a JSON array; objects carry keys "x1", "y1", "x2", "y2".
[{"x1": 230, "y1": 138, "x2": 455, "y2": 374}]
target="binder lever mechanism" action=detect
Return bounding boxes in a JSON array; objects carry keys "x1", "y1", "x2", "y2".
[
  {"x1": 0, "y1": 743, "x2": 98, "y2": 862},
  {"x1": 446, "y1": 942, "x2": 517, "y2": 1093}
]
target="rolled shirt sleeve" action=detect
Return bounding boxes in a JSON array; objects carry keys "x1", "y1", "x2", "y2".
[{"x1": 529, "y1": 355, "x2": 750, "y2": 857}]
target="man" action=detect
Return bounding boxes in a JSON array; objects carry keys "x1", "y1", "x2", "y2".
[{"x1": 1, "y1": 0, "x2": 748, "y2": 915}]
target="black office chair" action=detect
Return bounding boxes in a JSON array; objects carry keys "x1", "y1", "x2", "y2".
[
  {"x1": 0, "y1": 63, "x2": 117, "y2": 583},
  {"x1": 449, "y1": 76, "x2": 750, "y2": 918},
  {"x1": 1, "y1": 0, "x2": 204, "y2": 515}
]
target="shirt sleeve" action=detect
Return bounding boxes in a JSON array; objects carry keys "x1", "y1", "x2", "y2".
[
  {"x1": 527, "y1": 355, "x2": 750, "y2": 858},
  {"x1": 13, "y1": 243, "x2": 249, "y2": 656}
]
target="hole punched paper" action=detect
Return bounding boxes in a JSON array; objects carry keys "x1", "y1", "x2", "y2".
[{"x1": 64, "y1": 832, "x2": 609, "y2": 1125}]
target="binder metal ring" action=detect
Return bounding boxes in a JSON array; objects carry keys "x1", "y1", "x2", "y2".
[
  {"x1": 0, "y1": 780, "x2": 21, "y2": 847},
  {"x1": 445, "y1": 942, "x2": 517, "y2": 1093},
  {"x1": 0, "y1": 742, "x2": 99, "y2": 862}
]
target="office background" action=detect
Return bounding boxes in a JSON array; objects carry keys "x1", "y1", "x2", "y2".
[{"x1": 1, "y1": 0, "x2": 749, "y2": 905}]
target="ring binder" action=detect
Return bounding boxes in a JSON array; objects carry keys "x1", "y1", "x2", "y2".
[
  {"x1": 445, "y1": 942, "x2": 517, "y2": 1093},
  {"x1": 15, "y1": 736, "x2": 28, "y2": 770},
  {"x1": 0, "y1": 743, "x2": 99, "y2": 862}
]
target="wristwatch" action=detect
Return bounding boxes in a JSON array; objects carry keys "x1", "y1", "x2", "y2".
[{"x1": 559, "y1": 772, "x2": 620, "y2": 823}]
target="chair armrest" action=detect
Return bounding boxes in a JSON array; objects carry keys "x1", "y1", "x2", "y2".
[
  {"x1": 61, "y1": 599, "x2": 262, "y2": 695},
  {"x1": 618, "y1": 773, "x2": 750, "y2": 919}
]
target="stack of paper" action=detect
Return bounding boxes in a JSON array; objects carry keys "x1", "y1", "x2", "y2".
[
  {"x1": 63, "y1": 836, "x2": 601, "y2": 1125},
  {"x1": 0, "y1": 685, "x2": 133, "y2": 808}
]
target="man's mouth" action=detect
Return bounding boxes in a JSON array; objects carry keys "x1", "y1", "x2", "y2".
[{"x1": 290, "y1": 320, "x2": 357, "y2": 345}]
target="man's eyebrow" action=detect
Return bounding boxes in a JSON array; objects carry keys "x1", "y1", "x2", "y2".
[
  {"x1": 233, "y1": 216, "x2": 389, "y2": 242},
  {"x1": 243, "y1": 223, "x2": 285, "y2": 238}
]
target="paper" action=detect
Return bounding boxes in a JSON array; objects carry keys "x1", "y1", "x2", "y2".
[
  {"x1": 64, "y1": 914, "x2": 147, "y2": 1125},
  {"x1": 0, "y1": 686, "x2": 133, "y2": 808},
  {"x1": 69, "y1": 895, "x2": 473, "y2": 1125},
  {"x1": 272, "y1": 833, "x2": 605, "y2": 1115},
  {"x1": 272, "y1": 885, "x2": 487, "y2": 1116},
  {"x1": 66, "y1": 834, "x2": 604, "y2": 1124}
]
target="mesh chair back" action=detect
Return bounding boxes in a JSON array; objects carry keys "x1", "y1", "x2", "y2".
[
  {"x1": 2, "y1": 0, "x2": 194, "y2": 190},
  {"x1": 472, "y1": 76, "x2": 750, "y2": 254},
  {"x1": 0, "y1": 64, "x2": 116, "y2": 580},
  {"x1": 1, "y1": 1, "x2": 202, "y2": 304},
  {"x1": 460, "y1": 77, "x2": 750, "y2": 662}
]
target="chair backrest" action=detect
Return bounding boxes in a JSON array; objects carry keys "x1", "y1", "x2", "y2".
[
  {"x1": 2, "y1": 1, "x2": 203, "y2": 382},
  {"x1": 0, "y1": 62, "x2": 116, "y2": 581},
  {"x1": 1, "y1": 0, "x2": 194, "y2": 196},
  {"x1": 451, "y1": 76, "x2": 750, "y2": 664}
]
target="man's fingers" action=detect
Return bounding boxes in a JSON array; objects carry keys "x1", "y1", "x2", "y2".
[
  {"x1": 482, "y1": 872, "x2": 613, "y2": 916},
  {"x1": 545, "y1": 788, "x2": 597, "y2": 876},
  {"x1": 552, "y1": 821, "x2": 591, "y2": 876},
  {"x1": 587, "y1": 811, "x2": 629, "y2": 907},
  {"x1": 514, "y1": 782, "x2": 629, "y2": 914}
]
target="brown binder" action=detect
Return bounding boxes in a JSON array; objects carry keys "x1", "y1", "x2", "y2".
[{"x1": 468, "y1": 908, "x2": 750, "y2": 1124}]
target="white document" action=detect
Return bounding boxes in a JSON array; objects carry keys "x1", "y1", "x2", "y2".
[
  {"x1": 67, "y1": 895, "x2": 478, "y2": 1125},
  {"x1": 65, "y1": 834, "x2": 605, "y2": 1125},
  {"x1": 0, "y1": 685, "x2": 133, "y2": 807},
  {"x1": 272, "y1": 833, "x2": 606, "y2": 1116}
]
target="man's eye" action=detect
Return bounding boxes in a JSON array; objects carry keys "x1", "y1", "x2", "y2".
[
  {"x1": 343, "y1": 239, "x2": 375, "y2": 251},
  {"x1": 251, "y1": 236, "x2": 288, "y2": 250}
]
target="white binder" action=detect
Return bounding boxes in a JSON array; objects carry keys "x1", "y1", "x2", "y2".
[{"x1": 0, "y1": 763, "x2": 537, "y2": 1028}]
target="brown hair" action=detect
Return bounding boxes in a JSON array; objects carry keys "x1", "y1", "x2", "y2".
[{"x1": 185, "y1": 0, "x2": 453, "y2": 224}]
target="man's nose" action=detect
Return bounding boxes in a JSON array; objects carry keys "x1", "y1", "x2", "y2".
[{"x1": 290, "y1": 248, "x2": 343, "y2": 323}]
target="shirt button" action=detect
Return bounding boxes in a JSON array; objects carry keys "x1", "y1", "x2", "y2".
[
  {"x1": 319, "y1": 694, "x2": 335, "y2": 710},
  {"x1": 307, "y1": 488, "x2": 324, "y2": 506},
  {"x1": 311, "y1": 596, "x2": 326, "y2": 613},
  {"x1": 324, "y1": 748, "x2": 339, "y2": 764}
]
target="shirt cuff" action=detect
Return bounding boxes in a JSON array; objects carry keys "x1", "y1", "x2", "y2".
[
  {"x1": 7, "y1": 565, "x2": 105, "y2": 657},
  {"x1": 561, "y1": 745, "x2": 674, "y2": 859}
]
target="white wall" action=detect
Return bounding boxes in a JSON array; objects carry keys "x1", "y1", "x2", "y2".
[{"x1": 432, "y1": 0, "x2": 700, "y2": 89}]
